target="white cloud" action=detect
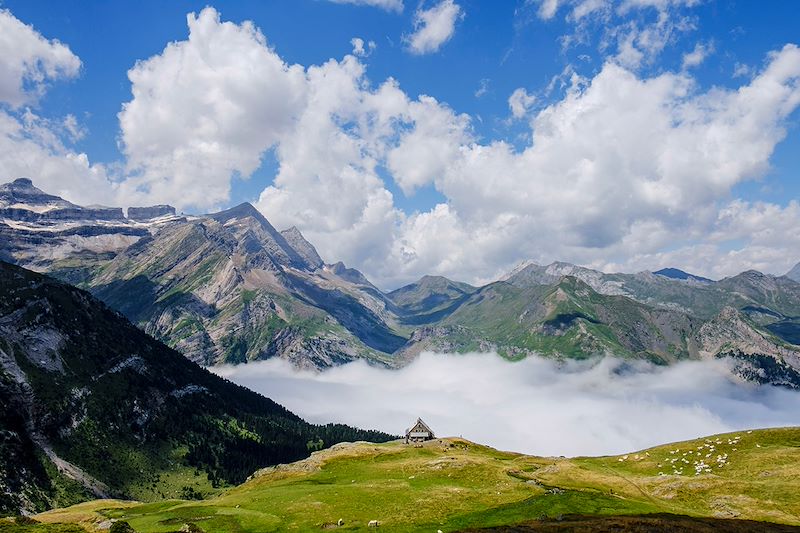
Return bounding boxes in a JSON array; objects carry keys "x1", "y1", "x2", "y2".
[
  {"x1": 359, "y1": 44, "x2": 800, "y2": 286},
  {"x1": 117, "y1": 7, "x2": 307, "y2": 210},
  {"x1": 474, "y1": 78, "x2": 490, "y2": 98},
  {"x1": 215, "y1": 352, "x2": 800, "y2": 457},
  {"x1": 350, "y1": 37, "x2": 376, "y2": 57},
  {"x1": 534, "y1": 0, "x2": 700, "y2": 22},
  {"x1": 386, "y1": 96, "x2": 471, "y2": 196},
  {"x1": 0, "y1": 109, "x2": 114, "y2": 206},
  {"x1": 0, "y1": 9, "x2": 81, "y2": 107},
  {"x1": 327, "y1": 0, "x2": 404, "y2": 12},
  {"x1": 733, "y1": 62, "x2": 751, "y2": 78},
  {"x1": 6, "y1": 6, "x2": 799, "y2": 289},
  {"x1": 682, "y1": 41, "x2": 712, "y2": 69},
  {"x1": 536, "y1": 0, "x2": 563, "y2": 20},
  {"x1": 256, "y1": 58, "x2": 410, "y2": 267},
  {"x1": 508, "y1": 87, "x2": 536, "y2": 118},
  {"x1": 536, "y1": 0, "x2": 700, "y2": 71},
  {"x1": 404, "y1": 0, "x2": 463, "y2": 55},
  {"x1": 0, "y1": 9, "x2": 114, "y2": 207}
]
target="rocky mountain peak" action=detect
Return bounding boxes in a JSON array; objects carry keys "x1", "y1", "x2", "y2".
[
  {"x1": 280, "y1": 226, "x2": 324, "y2": 270},
  {"x1": 9, "y1": 177, "x2": 33, "y2": 188},
  {"x1": 0, "y1": 177, "x2": 77, "y2": 211},
  {"x1": 209, "y1": 203, "x2": 311, "y2": 270},
  {"x1": 653, "y1": 267, "x2": 713, "y2": 283},
  {"x1": 327, "y1": 261, "x2": 374, "y2": 286}
]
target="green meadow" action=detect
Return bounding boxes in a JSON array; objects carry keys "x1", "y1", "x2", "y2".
[{"x1": 10, "y1": 427, "x2": 798, "y2": 532}]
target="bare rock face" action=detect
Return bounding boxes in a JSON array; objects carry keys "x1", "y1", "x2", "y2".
[
  {"x1": 280, "y1": 226, "x2": 324, "y2": 270},
  {"x1": 696, "y1": 307, "x2": 800, "y2": 388},
  {"x1": 127, "y1": 205, "x2": 176, "y2": 221},
  {"x1": 787, "y1": 262, "x2": 800, "y2": 283},
  {"x1": 0, "y1": 178, "x2": 125, "y2": 221}
]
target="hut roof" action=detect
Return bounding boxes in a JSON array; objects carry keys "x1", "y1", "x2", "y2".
[{"x1": 405, "y1": 417, "x2": 434, "y2": 436}]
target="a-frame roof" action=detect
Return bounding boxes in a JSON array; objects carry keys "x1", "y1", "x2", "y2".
[{"x1": 406, "y1": 417, "x2": 434, "y2": 436}]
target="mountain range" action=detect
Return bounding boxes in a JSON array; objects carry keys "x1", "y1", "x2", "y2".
[{"x1": 2, "y1": 177, "x2": 800, "y2": 386}]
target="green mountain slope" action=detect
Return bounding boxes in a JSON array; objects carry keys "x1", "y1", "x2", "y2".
[
  {"x1": 28, "y1": 428, "x2": 800, "y2": 532},
  {"x1": 69, "y1": 210, "x2": 400, "y2": 368},
  {"x1": 388, "y1": 275, "x2": 477, "y2": 325},
  {"x1": 3, "y1": 180, "x2": 800, "y2": 385},
  {"x1": 0, "y1": 261, "x2": 394, "y2": 515},
  {"x1": 402, "y1": 277, "x2": 698, "y2": 363}
]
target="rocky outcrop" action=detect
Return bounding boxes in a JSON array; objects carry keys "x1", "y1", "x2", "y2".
[
  {"x1": 695, "y1": 307, "x2": 800, "y2": 387},
  {"x1": 127, "y1": 205, "x2": 176, "y2": 221},
  {"x1": 280, "y1": 226, "x2": 324, "y2": 270}
]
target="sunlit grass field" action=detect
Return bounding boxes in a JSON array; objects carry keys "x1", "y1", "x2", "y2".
[{"x1": 17, "y1": 427, "x2": 800, "y2": 532}]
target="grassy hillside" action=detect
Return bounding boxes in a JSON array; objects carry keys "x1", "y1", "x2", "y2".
[
  {"x1": 28, "y1": 427, "x2": 800, "y2": 532},
  {"x1": 0, "y1": 261, "x2": 395, "y2": 514}
]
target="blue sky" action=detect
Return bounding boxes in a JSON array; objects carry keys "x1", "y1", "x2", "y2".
[{"x1": 0, "y1": 0, "x2": 799, "y2": 286}]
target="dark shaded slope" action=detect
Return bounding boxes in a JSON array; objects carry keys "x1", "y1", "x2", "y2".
[
  {"x1": 388, "y1": 275, "x2": 478, "y2": 325},
  {"x1": 461, "y1": 514, "x2": 800, "y2": 532},
  {"x1": 0, "y1": 261, "x2": 394, "y2": 514},
  {"x1": 654, "y1": 268, "x2": 713, "y2": 283},
  {"x1": 287, "y1": 272, "x2": 408, "y2": 353}
]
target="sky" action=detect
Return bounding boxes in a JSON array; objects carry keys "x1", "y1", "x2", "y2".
[
  {"x1": 1, "y1": 0, "x2": 799, "y2": 289},
  {"x1": 215, "y1": 352, "x2": 800, "y2": 456}
]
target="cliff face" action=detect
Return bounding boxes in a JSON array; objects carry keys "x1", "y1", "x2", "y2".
[{"x1": 127, "y1": 205, "x2": 177, "y2": 221}]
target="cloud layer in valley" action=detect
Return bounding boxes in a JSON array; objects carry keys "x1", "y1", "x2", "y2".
[
  {"x1": 214, "y1": 352, "x2": 800, "y2": 457},
  {"x1": 1, "y1": 5, "x2": 800, "y2": 287}
]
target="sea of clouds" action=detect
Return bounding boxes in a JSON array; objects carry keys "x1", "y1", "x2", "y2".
[{"x1": 213, "y1": 352, "x2": 800, "y2": 457}]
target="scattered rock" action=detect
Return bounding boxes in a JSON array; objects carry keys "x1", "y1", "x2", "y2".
[{"x1": 109, "y1": 522, "x2": 136, "y2": 533}]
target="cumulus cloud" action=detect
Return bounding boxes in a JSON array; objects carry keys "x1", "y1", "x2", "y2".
[
  {"x1": 361, "y1": 44, "x2": 800, "y2": 286},
  {"x1": 327, "y1": 0, "x2": 404, "y2": 12},
  {"x1": 0, "y1": 9, "x2": 81, "y2": 107},
  {"x1": 0, "y1": 9, "x2": 114, "y2": 207},
  {"x1": 117, "y1": 7, "x2": 307, "y2": 210},
  {"x1": 6, "y1": 5, "x2": 799, "y2": 288},
  {"x1": 0, "y1": 109, "x2": 115, "y2": 205},
  {"x1": 508, "y1": 87, "x2": 536, "y2": 118},
  {"x1": 404, "y1": 0, "x2": 463, "y2": 55},
  {"x1": 214, "y1": 353, "x2": 800, "y2": 457},
  {"x1": 386, "y1": 95, "x2": 471, "y2": 196}
]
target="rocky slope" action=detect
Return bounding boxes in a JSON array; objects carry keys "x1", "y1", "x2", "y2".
[
  {"x1": 0, "y1": 261, "x2": 394, "y2": 515},
  {"x1": 2, "y1": 179, "x2": 800, "y2": 386},
  {"x1": 786, "y1": 262, "x2": 800, "y2": 283}
]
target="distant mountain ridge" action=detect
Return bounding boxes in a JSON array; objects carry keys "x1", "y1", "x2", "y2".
[
  {"x1": 2, "y1": 178, "x2": 800, "y2": 387},
  {"x1": 654, "y1": 267, "x2": 713, "y2": 283}
]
